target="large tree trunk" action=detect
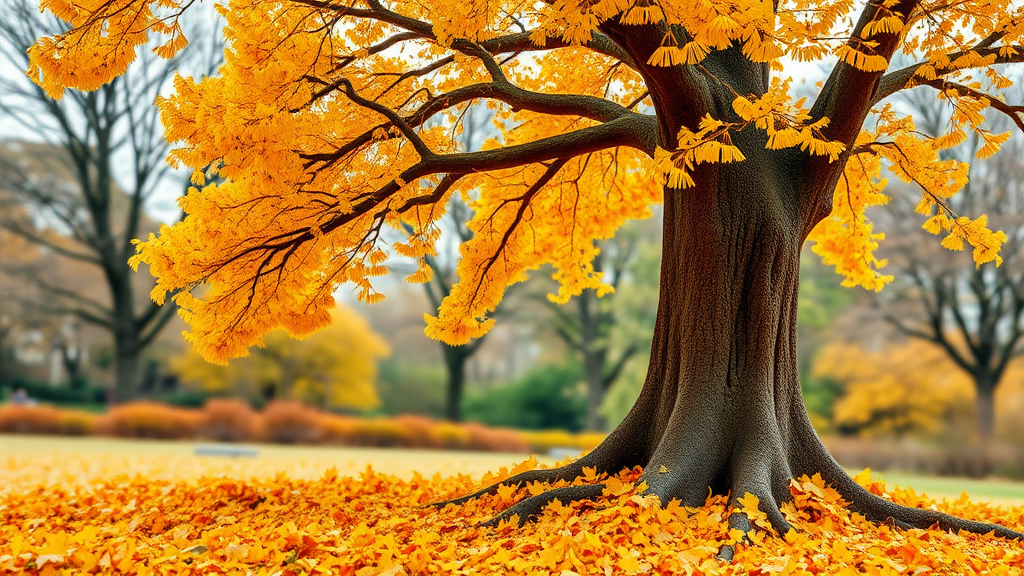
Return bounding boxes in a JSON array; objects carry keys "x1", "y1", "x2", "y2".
[
  {"x1": 603, "y1": 142, "x2": 809, "y2": 510},
  {"x1": 446, "y1": 131, "x2": 1021, "y2": 545}
]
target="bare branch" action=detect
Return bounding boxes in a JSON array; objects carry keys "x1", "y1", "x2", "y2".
[
  {"x1": 0, "y1": 223, "x2": 103, "y2": 265},
  {"x1": 603, "y1": 341, "x2": 639, "y2": 390}
]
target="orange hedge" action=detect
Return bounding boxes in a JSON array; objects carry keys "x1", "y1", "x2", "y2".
[
  {"x1": 0, "y1": 405, "x2": 63, "y2": 434},
  {"x1": 0, "y1": 401, "x2": 597, "y2": 454},
  {"x1": 101, "y1": 402, "x2": 205, "y2": 439}
]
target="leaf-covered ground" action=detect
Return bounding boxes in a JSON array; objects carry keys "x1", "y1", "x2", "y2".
[{"x1": 1, "y1": 438, "x2": 1023, "y2": 575}]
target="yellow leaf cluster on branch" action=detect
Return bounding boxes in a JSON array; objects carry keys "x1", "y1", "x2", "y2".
[
  {"x1": 28, "y1": 0, "x2": 190, "y2": 99},
  {"x1": 653, "y1": 80, "x2": 846, "y2": 190}
]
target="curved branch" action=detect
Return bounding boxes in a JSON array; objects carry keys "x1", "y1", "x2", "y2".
[
  {"x1": 138, "y1": 300, "x2": 179, "y2": 348},
  {"x1": 915, "y1": 78, "x2": 1024, "y2": 133},
  {"x1": 466, "y1": 158, "x2": 569, "y2": 309},
  {"x1": 301, "y1": 86, "x2": 653, "y2": 169},
  {"x1": 871, "y1": 45, "x2": 1024, "y2": 107},
  {"x1": 603, "y1": 341, "x2": 639, "y2": 390},
  {"x1": 327, "y1": 77, "x2": 435, "y2": 159},
  {"x1": 0, "y1": 223, "x2": 103, "y2": 265},
  {"x1": 211, "y1": 115, "x2": 653, "y2": 282},
  {"x1": 293, "y1": 0, "x2": 635, "y2": 69}
]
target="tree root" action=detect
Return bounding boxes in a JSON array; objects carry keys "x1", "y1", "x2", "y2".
[
  {"x1": 717, "y1": 513, "x2": 750, "y2": 562},
  {"x1": 445, "y1": 460, "x2": 1022, "y2": 557},
  {"x1": 428, "y1": 461, "x2": 591, "y2": 508},
  {"x1": 429, "y1": 430, "x2": 643, "y2": 509},
  {"x1": 717, "y1": 486, "x2": 795, "y2": 560},
  {"x1": 433, "y1": 399, "x2": 1021, "y2": 556},
  {"x1": 845, "y1": 481, "x2": 1023, "y2": 540},
  {"x1": 479, "y1": 484, "x2": 607, "y2": 527}
]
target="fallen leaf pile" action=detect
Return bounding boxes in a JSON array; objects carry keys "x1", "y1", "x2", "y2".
[{"x1": 2, "y1": 451, "x2": 1023, "y2": 574}]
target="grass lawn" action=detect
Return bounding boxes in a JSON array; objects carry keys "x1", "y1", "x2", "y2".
[
  {"x1": 0, "y1": 434, "x2": 546, "y2": 496},
  {"x1": 2, "y1": 434, "x2": 1021, "y2": 505},
  {"x1": 857, "y1": 470, "x2": 1024, "y2": 505}
]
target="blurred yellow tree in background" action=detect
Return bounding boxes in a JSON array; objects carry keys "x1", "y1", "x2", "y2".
[
  {"x1": 815, "y1": 340, "x2": 1024, "y2": 440},
  {"x1": 173, "y1": 305, "x2": 388, "y2": 411}
]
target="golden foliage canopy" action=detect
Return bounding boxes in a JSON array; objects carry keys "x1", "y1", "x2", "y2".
[{"x1": 28, "y1": 0, "x2": 1024, "y2": 361}]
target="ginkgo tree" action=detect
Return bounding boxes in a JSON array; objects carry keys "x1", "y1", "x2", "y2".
[{"x1": 30, "y1": 0, "x2": 1024, "y2": 549}]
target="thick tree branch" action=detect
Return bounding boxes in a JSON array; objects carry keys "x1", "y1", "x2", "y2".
[
  {"x1": 301, "y1": 78, "x2": 645, "y2": 169},
  {"x1": 871, "y1": 45, "x2": 1024, "y2": 107},
  {"x1": 812, "y1": 0, "x2": 922, "y2": 147}
]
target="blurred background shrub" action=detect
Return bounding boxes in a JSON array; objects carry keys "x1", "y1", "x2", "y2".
[
  {"x1": 463, "y1": 362, "x2": 588, "y2": 432},
  {"x1": 201, "y1": 399, "x2": 257, "y2": 442}
]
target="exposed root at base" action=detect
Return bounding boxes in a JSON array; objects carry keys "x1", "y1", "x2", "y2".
[
  {"x1": 480, "y1": 484, "x2": 607, "y2": 527},
  {"x1": 717, "y1": 513, "x2": 752, "y2": 562},
  {"x1": 442, "y1": 459, "x2": 1022, "y2": 558},
  {"x1": 849, "y1": 488, "x2": 1024, "y2": 540},
  {"x1": 428, "y1": 461, "x2": 592, "y2": 509},
  {"x1": 432, "y1": 393, "x2": 1022, "y2": 551}
]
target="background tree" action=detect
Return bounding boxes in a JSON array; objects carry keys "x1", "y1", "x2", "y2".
[
  {"x1": 796, "y1": 253, "x2": 856, "y2": 424},
  {"x1": 0, "y1": 0, "x2": 220, "y2": 401},
  {"x1": 41, "y1": 0, "x2": 1024, "y2": 543},
  {"x1": 0, "y1": 219, "x2": 45, "y2": 385},
  {"x1": 873, "y1": 88, "x2": 1024, "y2": 441},
  {"x1": 0, "y1": 191, "x2": 109, "y2": 390},
  {"x1": 539, "y1": 223, "x2": 659, "y2": 431},
  {"x1": 399, "y1": 105, "x2": 504, "y2": 422},
  {"x1": 172, "y1": 304, "x2": 388, "y2": 410}
]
